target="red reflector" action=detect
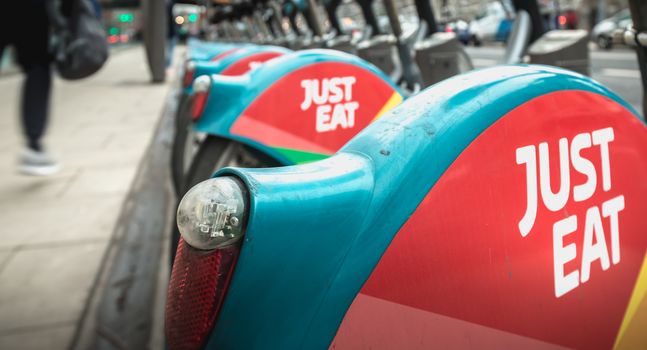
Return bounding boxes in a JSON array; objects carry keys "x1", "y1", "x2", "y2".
[
  {"x1": 191, "y1": 92, "x2": 208, "y2": 121},
  {"x1": 183, "y1": 67, "x2": 195, "y2": 88},
  {"x1": 165, "y1": 239, "x2": 240, "y2": 350}
]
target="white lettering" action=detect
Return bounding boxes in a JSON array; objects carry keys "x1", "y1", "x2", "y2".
[
  {"x1": 328, "y1": 77, "x2": 344, "y2": 103},
  {"x1": 518, "y1": 127, "x2": 621, "y2": 298},
  {"x1": 580, "y1": 206, "x2": 610, "y2": 283},
  {"x1": 602, "y1": 195, "x2": 625, "y2": 264},
  {"x1": 570, "y1": 133, "x2": 597, "y2": 202},
  {"x1": 300, "y1": 76, "x2": 359, "y2": 133},
  {"x1": 340, "y1": 77, "x2": 356, "y2": 101},
  {"x1": 344, "y1": 102, "x2": 359, "y2": 128},
  {"x1": 300, "y1": 80, "x2": 313, "y2": 110},
  {"x1": 592, "y1": 128, "x2": 614, "y2": 191},
  {"x1": 516, "y1": 145, "x2": 538, "y2": 237},
  {"x1": 330, "y1": 104, "x2": 348, "y2": 130},
  {"x1": 539, "y1": 139, "x2": 570, "y2": 212},
  {"x1": 312, "y1": 79, "x2": 328, "y2": 106},
  {"x1": 553, "y1": 215, "x2": 579, "y2": 298},
  {"x1": 315, "y1": 105, "x2": 332, "y2": 132}
]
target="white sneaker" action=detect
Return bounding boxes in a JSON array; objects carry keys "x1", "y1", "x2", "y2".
[{"x1": 18, "y1": 148, "x2": 61, "y2": 176}]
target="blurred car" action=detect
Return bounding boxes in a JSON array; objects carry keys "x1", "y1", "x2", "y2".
[
  {"x1": 445, "y1": 19, "x2": 479, "y2": 46},
  {"x1": 591, "y1": 8, "x2": 632, "y2": 49},
  {"x1": 469, "y1": 1, "x2": 514, "y2": 44}
]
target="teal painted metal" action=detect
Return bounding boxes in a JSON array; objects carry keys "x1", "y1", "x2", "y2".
[
  {"x1": 293, "y1": 0, "x2": 308, "y2": 11},
  {"x1": 203, "y1": 46, "x2": 291, "y2": 75},
  {"x1": 204, "y1": 65, "x2": 642, "y2": 349},
  {"x1": 193, "y1": 49, "x2": 403, "y2": 164},
  {"x1": 185, "y1": 50, "x2": 215, "y2": 64},
  {"x1": 185, "y1": 46, "x2": 291, "y2": 95},
  {"x1": 283, "y1": 1, "x2": 297, "y2": 15},
  {"x1": 186, "y1": 42, "x2": 244, "y2": 62}
]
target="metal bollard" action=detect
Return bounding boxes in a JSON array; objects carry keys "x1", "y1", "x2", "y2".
[
  {"x1": 142, "y1": 0, "x2": 167, "y2": 83},
  {"x1": 528, "y1": 30, "x2": 590, "y2": 76},
  {"x1": 414, "y1": 32, "x2": 463, "y2": 87},
  {"x1": 357, "y1": 35, "x2": 399, "y2": 78}
]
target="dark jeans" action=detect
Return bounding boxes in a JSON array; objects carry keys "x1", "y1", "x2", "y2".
[{"x1": 1, "y1": 0, "x2": 53, "y2": 151}]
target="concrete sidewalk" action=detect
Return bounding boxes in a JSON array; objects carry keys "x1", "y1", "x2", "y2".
[{"x1": 0, "y1": 46, "x2": 173, "y2": 349}]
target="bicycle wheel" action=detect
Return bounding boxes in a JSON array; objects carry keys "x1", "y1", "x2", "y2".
[{"x1": 170, "y1": 95, "x2": 192, "y2": 196}]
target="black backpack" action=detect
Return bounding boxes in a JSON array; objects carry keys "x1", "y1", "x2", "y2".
[{"x1": 47, "y1": 0, "x2": 109, "y2": 80}]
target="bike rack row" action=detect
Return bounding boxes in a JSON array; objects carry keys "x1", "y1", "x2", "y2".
[{"x1": 163, "y1": 1, "x2": 647, "y2": 349}]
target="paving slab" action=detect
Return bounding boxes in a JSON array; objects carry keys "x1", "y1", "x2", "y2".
[
  {"x1": 0, "y1": 196, "x2": 123, "y2": 248},
  {"x1": 60, "y1": 167, "x2": 138, "y2": 198},
  {"x1": 0, "y1": 250, "x2": 12, "y2": 274},
  {"x1": 0, "y1": 243, "x2": 107, "y2": 331},
  {"x1": 0, "y1": 323, "x2": 75, "y2": 350}
]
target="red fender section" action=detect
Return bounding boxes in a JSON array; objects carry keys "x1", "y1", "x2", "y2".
[
  {"x1": 331, "y1": 91, "x2": 647, "y2": 349},
  {"x1": 220, "y1": 52, "x2": 286, "y2": 76},
  {"x1": 229, "y1": 62, "x2": 402, "y2": 163},
  {"x1": 211, "y1": 47, "x2": 243, "y2": 62}
]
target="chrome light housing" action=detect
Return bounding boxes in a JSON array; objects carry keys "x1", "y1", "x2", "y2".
[{"x1": 176, "y1": 176, "x2": 247, "y2": 250}]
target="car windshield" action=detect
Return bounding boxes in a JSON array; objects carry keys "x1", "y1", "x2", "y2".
[{"x1": 612, "y1": 8, "x2": 631, "y2": 22}]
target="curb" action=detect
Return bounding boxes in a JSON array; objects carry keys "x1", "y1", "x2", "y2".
[{"x1": 69, "y1": 85, "x2": 179, "y2": 350}]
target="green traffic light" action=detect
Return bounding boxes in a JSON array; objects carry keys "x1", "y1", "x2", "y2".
[
  {"x1": 109, "y1": 27, "x2": 119, "y2": 35},
  {"x1": 188, "y1": 14, "x2": 198, "y2": 23},
  {"x1": 118, "y1": 13, "x2": 133, "y2": 23}
]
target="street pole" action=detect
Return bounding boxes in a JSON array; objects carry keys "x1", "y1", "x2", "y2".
[
  {"x1": 382, "y1": 0, "x2": 402, "y2": 38},
  {"x1": 142, "y1": 0, "x2": 167, "y2": 83},
  {"x1": 304, "y1": 0, "x2": 324, "y2": 37},
  {"x1": 596, "y1": 0, "x2": 606, "y2": 24},
  {"x1": 270, "y1": 2, "x2": 288, "y2": 37},
  {"x1": 324, "y1": 0, "x2": 344, "y2": 34},
  {"x1": 357, "y1": 0, "x2": 382, "y2": 35},
  {"x1": 415, "y1": 0, "x2": 438, "y2": 36},
  {"x1": 512, "y1": 0, "x2": 545, "y2": 44}
]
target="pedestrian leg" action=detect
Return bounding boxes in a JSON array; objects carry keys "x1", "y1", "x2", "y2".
[{"x1": 21, "y1": 63, "x2": 52, "y2": 151}]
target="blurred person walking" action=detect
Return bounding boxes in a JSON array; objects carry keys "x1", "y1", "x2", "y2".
[{"x1": 0, "y1": 0, "x2": 61, "y2": 175}]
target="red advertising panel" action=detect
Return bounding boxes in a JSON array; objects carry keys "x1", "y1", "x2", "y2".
[
  {"x1": 333, "y1": 91, "x2": 647, "y2": 349},
  {"x1": 230, "y1": 62, "x2": 402, "y2": 161},
  {"x1": 220, "y1": 52, "x2": 285, "y2": 76},
  {"x1": 210, "y1": 47, "x2": 242, "y2": 62}
]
